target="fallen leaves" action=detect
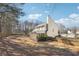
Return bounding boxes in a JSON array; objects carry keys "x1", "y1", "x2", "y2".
[
  {"x1": 11, "y1": 36, "x2": 39, "y2": 47},
  {"x1": 0, "y1": 35, "x2": 79, "y2": 55}
]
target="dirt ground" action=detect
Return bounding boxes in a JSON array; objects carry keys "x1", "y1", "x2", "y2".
[{"x1": 0, "y1": 35, "x2": 79, "y2": 56}]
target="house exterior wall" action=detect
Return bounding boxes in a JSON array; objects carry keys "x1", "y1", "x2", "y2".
[
  {"x1": 47, "y1": 17, "x2": 59, "y2": 37},
  {"x1": 32, "y1": 23, "x2": 47, "y2": 34}
]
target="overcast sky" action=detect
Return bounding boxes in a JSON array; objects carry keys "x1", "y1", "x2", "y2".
[{"x1": 19, "y1": 3, "x2": 79, "y2": 28}]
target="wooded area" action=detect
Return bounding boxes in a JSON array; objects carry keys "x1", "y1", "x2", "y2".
[{"x1": 0, "y1": 4, "x2": 40, "y2": 37}]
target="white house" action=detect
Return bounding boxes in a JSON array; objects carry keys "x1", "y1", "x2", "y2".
[{"x1": 32, "y1": 16, "x2": 59, "y2": 38}]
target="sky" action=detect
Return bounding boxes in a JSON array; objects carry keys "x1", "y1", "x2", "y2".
[{"x1": 19, "y1": 3, "x2": 79, "y2": 28}]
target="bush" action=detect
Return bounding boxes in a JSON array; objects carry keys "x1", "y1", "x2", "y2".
[{"x1": 37, "y1": 34, "x2": 48, "y2": 41}]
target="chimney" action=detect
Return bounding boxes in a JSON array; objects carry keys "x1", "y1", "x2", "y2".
[{"x1": 47, "y1": 15, "x2": 50, "y2": 24}]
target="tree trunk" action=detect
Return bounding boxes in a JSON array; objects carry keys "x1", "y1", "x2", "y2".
[{"x1": 0, "y1": 14, "x2": 2, "y2": 39}]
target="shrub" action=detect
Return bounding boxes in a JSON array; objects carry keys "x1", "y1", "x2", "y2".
[{"x1": 37, "y1": 34, "x2": 48, "y2": 41}]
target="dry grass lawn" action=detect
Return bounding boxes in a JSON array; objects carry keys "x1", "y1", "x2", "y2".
[{"x1": 0, "y1": 35, "x2": 79, "y2": 56}]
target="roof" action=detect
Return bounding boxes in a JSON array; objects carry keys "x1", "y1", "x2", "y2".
[{"x1": 35, "y1": 23, "x2": 47, "y2": 28}]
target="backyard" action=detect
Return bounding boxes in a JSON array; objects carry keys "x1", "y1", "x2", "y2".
[
  {"x1": 0, "y1": 35, "x2": 79, "y2": 56},
  {"x1": 0, "y1": 3, "x2": 79, "y2": 56}
]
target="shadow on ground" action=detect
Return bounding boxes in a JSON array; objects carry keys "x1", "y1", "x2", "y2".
[{"x1": 0, "y1": 36, "x2": 79, "y2": 56}]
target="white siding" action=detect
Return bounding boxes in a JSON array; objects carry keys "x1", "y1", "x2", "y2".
[{"x1": 47, "y1": 17, "x2": 58, "y2": 37}]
